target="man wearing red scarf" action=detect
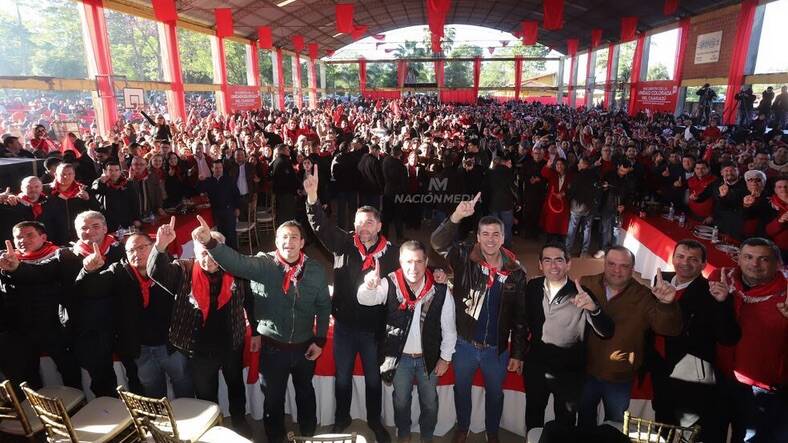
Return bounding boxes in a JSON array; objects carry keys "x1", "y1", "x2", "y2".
[
  {"x1": 43, "y1": 163, "x2": 96, "y2": 241},
  {"x1": 193, "y1": 217, "x2": 330, "y2": 443},
  {"x1": 128, "y1": 156, "x2": 164, "y2": 218},
  {"x1": 357, "y1": 241, "x2": 456, "y2": 443},
  {"x1": 0, "y1": 211, "x2": 123, "y2": 398},
  {"x1": 431, "y1": 194, "x2": 527, "y2": 443},
  {"x1": 711, "y1": 238, "x2": 788, "y2": 443},
  {"x1": 0, "y1": 176, "x2": 68, "y2": 246},
  {"x1": 686, "y1": 160, "x2": 717, "y2": 222},
  {"x1": 304, "y1": 166, "x2": 397, "y2": 442},
  {"x1": 146, "y1": 218, "x2": 256, "y2": 438},
  {"x1": 91, "y1": 160, "x2": 141, "y2": 232},
  {"x1": 0, "y1": 222, "x2": 81, "y2": 392}
]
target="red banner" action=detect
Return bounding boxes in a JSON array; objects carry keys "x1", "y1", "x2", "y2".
[
  {"x1": 258, "y1": 26, "x2": 272, "y2": 50},
  {"x1": 631, "y1": 81, "x2": 679, "y2": 114},
  {"x1": 591, "y1": 28, "x2": 603, "y2": 49},
  {"x1": 522, "y1": 21, "x2": 538, "y2": 45},
  {"x1": 335, "y1": 4, "x2": 354, "y2": 34},
  {"x1": 308, "y1": 43, "x2": 319, "y2": 60},
  {"x1": 621, "y1": 16, "x2": 638, "y2": 42},
  {"x1": 566, "y1": 38, "x2": 578, "y2": 57},
  {"x1": 358, "y1": 58, "x2": 367, "y2": 95},
  {"x1": 543, "y1": 0, "x2": 564, "y2": 31},
  {"x1": 664, "y1": 0, "x2": 679, "y2": 16},
  {"x1": 152, "y1": 0, "x2": 177, "y2": 23},
  {"x1": 215, "y1": 8, "x2": 233, "y2": 38},
  {"x1": 227, "y1": 85, "x2": 261, "y2": 111},
  {"x1": 351, "y1": 25, "x2": 368, "y2": 41},
  {"x1": 427, "y1": 0, "x2": 452, "y2": 38}
]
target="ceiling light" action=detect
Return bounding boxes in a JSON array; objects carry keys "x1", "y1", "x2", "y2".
[
  {"x1": 333, "y1": 32, "x2": 343, "y2": 37},
  {"x1": 276, "y1": 0, "x2": 297, "y2": 7}
]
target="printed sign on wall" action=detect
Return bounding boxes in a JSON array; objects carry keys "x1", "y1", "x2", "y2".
[{"x1": 694, "y1": 31, "x2": 723, "y2": 64}]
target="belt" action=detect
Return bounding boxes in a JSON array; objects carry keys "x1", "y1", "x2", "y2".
[
  {"x1": 402, "y1": 353, "x2": 423, "y2": 358},
  {"x1": 262, "y1": 337, "x2": 309, "y2": 351},
  {"x1": 470, "y1": 340, "x2": 494, "y2": 349}
]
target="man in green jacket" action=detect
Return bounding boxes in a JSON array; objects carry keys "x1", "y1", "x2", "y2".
[{"x1": 192, "y1": 215, "x2": 331, "y2": 443}]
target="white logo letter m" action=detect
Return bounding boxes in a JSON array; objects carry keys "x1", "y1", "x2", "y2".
[{"x1": 428, "y1": 177, "x2": 448, "y2": 192}]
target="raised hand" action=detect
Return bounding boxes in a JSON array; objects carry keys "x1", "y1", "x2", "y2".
[
  {"x1": 718, "y1": 183, "x2": 729, "y2": 197},
  {"x1": 709, "y1": 268, "x2": 731, "y2": 302},
  {"x1": 156, "y1": 216, "x2": 177, "y2": 252},
  {"x1": 652, "y1": 269, "x2": 677, "y2": 304},
  {"x1": 571, "y1": 279, "x2": 598, "y2": 311},
  {"x1": 192, "y1": 215, "x2": 213, "y2": 245},
  {"x1": 450, "y1": 192, "x2": 481, "y2": 223},
  {"x1": 303, "y1": 164, "x2": 319, "y2": 204},
  {"x1": 0, "y1": 240, "x2": 20, "y2": 272},
  {"x1": 76, "y1": 184, "x2": 90, "y2": 201},
  {"x1": 364, "y1": 258, "x2": 381, "y2": 290},
  {"x1": 83, "y1": 242, "x2": 105, "y2": 273}
]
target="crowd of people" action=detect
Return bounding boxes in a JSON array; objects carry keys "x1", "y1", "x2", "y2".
[{"x1": 0, "y1": 94, "x2": 786, "y2": 443}]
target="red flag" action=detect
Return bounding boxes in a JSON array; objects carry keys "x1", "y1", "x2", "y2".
[
  {"x1": 372, "y1": 34, "x2": 386, "y2": 41},
  {"x1": 513, "y1": 31, "x2": 522, "y2": 39},
  {"x1": 152, "y1": 0, "x2": 177, "y2": 23},
  {"x1": 258, "y1": 26, "x2": 272, "y2": 49},
  {"x1": 664, "y1": 0, "x2": 679, "y2": 16},
  {"x1": 351, "y1": 24, "x2": 368, "y2": 41},
  {"x1": 522, "y1": 20, "x2": 538, "y2": 45},
  {"x1": 292, "y1": 35, "x2": 305, "y2": 53},
  {"x1": 427, "y1": 0, "x2": 452, "y2": 38},
  {"x1": 621, "y1": 16, "x2": 638, "y2": 42},
  {"x1": 215, "y1": 8, "x2": 233, "y2": 37},
  {"x1": 308, "y1": 43, "x2": 319, "y2": 60},
  {"x1": 543, "y1": 0, "x2": 564, "y2": 31},
  {"x1": 488, "y1": 46, "x2": 495, "y2": 55},
  {"x1": 591, "y1": 28, "x2": 603, "y2": 49},
  {"x1": 566, "y1": 38, "x2": 578, "y2": 57},
  {"x1": 336, "y1": 4, "x2": 354, "y2": 34}
]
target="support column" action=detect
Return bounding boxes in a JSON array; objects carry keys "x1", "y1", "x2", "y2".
[
  {"x1": 514, "y1": 56, "x2": 522, "y2": 101},
  {"x1": 274, "y1": 48, "x2": 285, "y2": 110},
  {"x1": 319, "y1": 62, "x2": 327, "y2": 89},
  {"x1": 723, "y1": 0, "x2": 758, "y2": 125},
  {"x1": 673, "y1": 18, "x2": 691, "y2": 116},
  {"x1": 556, "y1": 56, "x2": 565, "y2": 103},
  {"x1": 292, "y1": 53, "x2": 303, "y2": 109},
  {"x1": 308, "y1": 57, "x2": 318, "y2": 109},
  {"x1": 567, "y1": 54, "x2": 577, "y2": 107},
  {"x1": 79, "y1": 0, "x2": 117, "y2": 137},
  {"x1": 605, "y1": 44, "x2": 618, "y2": 110},
  {"x1": 627, "y1": 34, "x2": 646, "y2": 116},
  {"x1": 248, "y1": 42, "x2": 260, "y2": 87},
  {"x1": 586, "y1": 50, "x2": 596, "y2": 109},
  {"x1": 211, "y1": 35, "x2": 230, "y2": 115},
  {"x1": 158, "y1": 21, "x2": 186, "y2": 121}
]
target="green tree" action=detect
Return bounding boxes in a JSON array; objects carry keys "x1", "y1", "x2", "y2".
[
  {"x1": 224, "y1": 39, "x2": 247, "y2": 85},
  {"x1": 178, "y1": 28, "x2": 213, "y2": 84},
  {"x1": 366, "y1": 62, "x2": 397, "y2": 88},
  {"x1": 259, "y1": 50, "x2": 274, "y2": 85},
  {"x1": 105, "y1": 9, "x2": 163, "y2": 81},
  {"x1": 647, "y1": 62, "x2": 670, "y2": 81},
  {"x1": 445, "y1": 44, "x2": 482, "y2": 87}
]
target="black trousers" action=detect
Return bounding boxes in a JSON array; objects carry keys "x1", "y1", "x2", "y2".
[
  {"x1": 74, "y1": 330, "x2": 117, "y2": 398},
  {"x1": 381, "y1": 195, "x2": 404, "y2": 241},
  {"x1": 214, "y1": 208, "x2": 238, "y2": 250},
  {"x1": 274, "y1": 192, "x2": 297, "y2": 228},
  {"x1": 652, "y1": 374, "x2": 725, "y2": 443},
  {"x1": 0, "y1": 332, "x2": 81, "y2": 394},
  {"x1": 524, "y1": 366, "x2": 584, "y2": 432},
  {"x1": 191, "y1": 347, "x2": 246, "y2": 421},
  {"x1": 259, "y1": 342, "x2": 316, "y2": 443}
]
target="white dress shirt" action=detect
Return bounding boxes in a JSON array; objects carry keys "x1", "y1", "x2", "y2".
[{"x1": 357, "y1": 276, "x2": 457, "y2": 361}]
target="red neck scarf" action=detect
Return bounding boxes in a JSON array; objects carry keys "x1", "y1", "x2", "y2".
[
  {"x1": 51, "y1": 181, "x2": 81, "y2": 199},
  {"x1": 17, "y1": 194, "x2": 43, "y2": 219},
  {"x1": 275, "y1": 251, "x2": 305, "y2": 294},
  {"x1": 353, "y1": 234, "x2": 388, "y2": 271},
  {"x1": 191, "y1": 265, "x2": 234, "y2": 324},
  {"x1": 132, "y1": 169, "x2": 149, "y2": 181},
  {"x1": 479, "y1": 247, "x2": 517, "y2": 288},
  {"x1": 770, "y1": 194, "x2": 788, "y2": 214},
  {"x1": 105, "y1": 177, "x2": 129, "y2": 190},
  {"x1": 393, "y1": 269, "x2": 435, "y2": 311},
  {"x1": 73, "y1": 235, "x2": 116, "y2": 258},
  {"x1": 726, "y1": 267, "x2": 786, "y2": 305},
  {"x1": 129, "y1": 265, "x2": 154, "y2": 308},
  {"x1": 18, "y1": 241, "x2": 59, "y2": 263}
]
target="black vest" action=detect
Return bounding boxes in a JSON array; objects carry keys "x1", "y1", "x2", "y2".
[{"x1": 379, "y1": 274, "x2": 448, "y2": 382}]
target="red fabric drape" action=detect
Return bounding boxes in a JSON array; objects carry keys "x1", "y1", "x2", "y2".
[
  {"x1": 292, "y1": 35, "x2": 305, "y2": 54},
  {"x1": 604, "y1": 43, "x2": 615, "y2": 109},
  {"x1": 351, "y1": 25, "x2": 368, "y2": 41},
  {"x1": 723, "y1": 0, "x2": 758, "y2": 125},
  {"x1": 162, "y1": 21, "x2": 185, "y2": 120},
  {"x1": 673, "y1": 18, "x2": 690, "y2": 83},
  {"x1": 275, "y1": 48, "x2": 285, "y2": 109},
  {"x1": 152, "y1": 0, "x2": 177, "y2": 23},
  {"x1": 336, "y1": 4, "x2": 354, "y2": 34},
  {"x1": 258, "y1": 26, "x2": 272, "y2": 50},
  {"x1": 308, "y1": 43, "x2": 319, "y2": 61},
  {"x1": 81, "y1": 0, "x2": 117, "y2": 135},
  {"x1": 664, "y1": 0, "x2": 679, "y2": 16},
  {"x1": 215, "y1": 8, "x2": 233, "y2": 38},
  {"x1": 472, "y1": 57, "x2": 481, "y2": 99},
  {"x1": 566, "y1": 39, "x2": 578, "y2": 57},
  {"x1": 427, "y1": 0, "x2": 452, "y2": 38},
  {"x1": 308, "y1": 57, "x2": 318, "y2": 109},
  {"x1": 358, "y1": 59, "x2": 367, "y2": 96},
  {"x1": 522, "y1": 21, "x2": 538, "y2": 45},
  {"x1": 249, "y1": 41, "x2": 261, "y2": 87},
  {"x1": 567, "y1": 39, "x2": 578, "y2": 105},
  {"x1": 431, "y1": 32, "x2": 442, "y2": 54},
  {"x1": 621, "y1": 16, "x2": 638, "y2": 42},
  {"x1": 514, "y1": 56, "x2": 523, "y2": 100},
  {"x1": 397, "y1": 60, "x2": 407, "y2": 88},
  {"x1": 435, "y1": 60, "x2": 445, "y2": 88},
  {"x1": 293, "y1": 53, "x2": 303, "y2": 109},
  {"x1": 440, "y1": 89, "x2": 476, "y2": 104},
  {"x1": 627, "y1": 33, "x2": 646, "y2": 116},
  {"x1": 591, "y1": 29, "x2": 603, "y2": 49},
  {"x1": 216, "y1": 35, "x2": 230, "y2": 114},
  {"x1": 543, "y1": 0, "x2": 564, "y2": 31}
]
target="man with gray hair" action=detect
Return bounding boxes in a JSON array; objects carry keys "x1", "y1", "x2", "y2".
[{"x1": 0, "y1": 210, "x2": 124, "y2": 397}]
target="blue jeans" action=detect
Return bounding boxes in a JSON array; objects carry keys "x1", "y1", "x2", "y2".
[
  {"x1": 489, "y1": 210, "x2": 514, "y2": 248},
  {"x1": 566, "y1": 212, "x2": 592, "y2": 255},
  {"x1": 599, "y1": 212, "x2": 618, "y2": 250},
  {"x1": 134, "y1": 345, "x2": 193, "y2": 398},
  {"x1": 392, "y1": 355, "x2": 439, "y2": 440},
  {"x1": 333, "y1": 321, "x2": 383, "y2": 425},
  {"x1": 726, "y1": 379, "x2": 788, "y2": 443},
  {"x1": 453, "y1": 338, "x2": 510, "y2": 434},
  {"x1": 578, "y1": 375, "x2": 632, "y2": 427}
]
